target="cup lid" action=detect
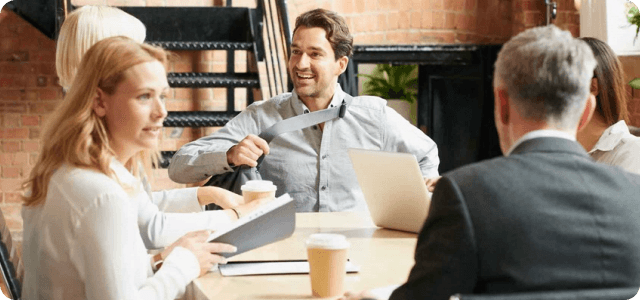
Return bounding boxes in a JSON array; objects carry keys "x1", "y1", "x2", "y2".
[
  {"x1": 305, "y1": 233, "x2": 349, "y2": 249},
  {"x1": 241, "y1": 180, "x2": 277, "y2": 192}
]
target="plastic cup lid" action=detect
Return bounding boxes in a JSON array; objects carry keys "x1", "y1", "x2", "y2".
[
  {"x1": 240, "y1": 180, "x2": 277, "y2": 192},
  {"x1": 305, "y1": 233, "x2": 350, "y2": 249}
]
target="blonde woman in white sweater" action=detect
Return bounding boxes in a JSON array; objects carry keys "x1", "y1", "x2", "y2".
[{"x1": 22, "y1": 37, "x2": 234, "y2": 299}]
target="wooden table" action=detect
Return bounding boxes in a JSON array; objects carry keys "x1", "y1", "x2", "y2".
[{"x1": 184, "y1": 212, "x2": 417, "y2": 300}]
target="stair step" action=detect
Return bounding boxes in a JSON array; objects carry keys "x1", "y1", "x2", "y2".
[
  {"x1": 164, "y1": 111, "x2": 239, "y2": 127},
  {"x1": 168, "y1": 73, "x2": 260, "y2": 88},
  {"x1": 149, "y1": 41, "x2": 253, "y2": 51}
]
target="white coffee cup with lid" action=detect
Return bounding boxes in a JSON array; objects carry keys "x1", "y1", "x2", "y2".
[
  {"x1": 240, "y1": 180, "x2": 277, "y2": 202},
  {"x1": 305, "y1": 233, "x2": 350, "y2": 298}
]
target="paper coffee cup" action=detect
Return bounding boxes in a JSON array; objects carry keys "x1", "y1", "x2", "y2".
[
  {"x1": 240, "y1": 180, "x2": 277, "y2": 202},
  {"x1": 305, "y1": 233, "x2": 350, "y2": 298}
]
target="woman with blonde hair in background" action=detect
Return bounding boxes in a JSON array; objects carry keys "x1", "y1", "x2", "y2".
[
  {"x1": 54, "y1": 5, "x2": 265, "y2": 250},
  {"x1": 22, "y1": 37, "x2": 237, "y2": 300},
  {"x1": 577, "y1": 37, "x2": 640, "y2": 174}
]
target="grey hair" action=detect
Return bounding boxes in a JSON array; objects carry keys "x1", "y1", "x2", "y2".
[{"x1": 493, "y1": 25, "x2": 596, "y2": 129}]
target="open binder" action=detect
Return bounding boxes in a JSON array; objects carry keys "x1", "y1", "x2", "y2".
[{"x1": 207, "y1": 194, "x2": 295, "y2": 258}]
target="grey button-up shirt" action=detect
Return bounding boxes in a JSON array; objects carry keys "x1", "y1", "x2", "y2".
[{"x1": 168, "y1": 84, "x2": 439, "y2": 212}]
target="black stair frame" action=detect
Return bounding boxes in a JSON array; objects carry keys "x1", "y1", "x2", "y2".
[{"x1": 116, "y1": 6, "x2": 266, "y2": 168}]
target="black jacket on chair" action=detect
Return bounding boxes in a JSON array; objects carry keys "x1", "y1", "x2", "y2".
[{"x1": 390, "y1": 137, "x2": 640, "y2": 300}]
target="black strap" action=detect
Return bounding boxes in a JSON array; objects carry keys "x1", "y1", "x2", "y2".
[{"x1": 255, "y1": 93, "x2": 353, "y2": 165}]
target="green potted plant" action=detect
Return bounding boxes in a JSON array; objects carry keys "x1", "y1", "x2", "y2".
[
  {"x1": 627, "y1": 2, "x2": 640, "y2": 89},
  {"x1": 359, "y1": 64, "x2": 418, "y2": 124}
]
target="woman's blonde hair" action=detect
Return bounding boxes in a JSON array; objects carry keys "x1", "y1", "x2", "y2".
[
  {"x1": 24, "y1": 37, "x2": 167, "y2": 206},
  {"x1": 56, "y1": 5, "x2": 146, "y2": 90}
]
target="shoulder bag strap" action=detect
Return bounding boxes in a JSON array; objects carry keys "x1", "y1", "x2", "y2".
[{"x1": 255, "y1": 93, "x2": 353, "y2": 165}]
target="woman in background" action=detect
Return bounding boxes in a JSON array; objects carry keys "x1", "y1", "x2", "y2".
[
  {"x1": 577, "y1": 37, "x2": 640, "y2": 174},
  {"x1": 22, "y1": 37, "x2": 235, "y2": 300}
]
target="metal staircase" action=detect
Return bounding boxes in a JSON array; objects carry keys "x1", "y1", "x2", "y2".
[{"x1": 9, "y1": 0, "x2": 291, "y2": 167}]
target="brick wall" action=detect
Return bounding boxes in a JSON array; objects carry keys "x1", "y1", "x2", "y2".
[
  {"x1": 618, "y1": 56, "x2": 640, "y2": 127},
  {"x1": 0, "y1": 8, "x2": 59, "y2": 231},
  {"x1": 287, "y1": 0, "x2": 579, "y2": 44},
  {"x1": 1, "y1": 0, "x2": 638, "y2": 236}
]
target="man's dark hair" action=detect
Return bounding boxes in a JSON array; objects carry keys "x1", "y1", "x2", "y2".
[{"x1": 293, "y1": 8, "x2": 353, "y2": 60}]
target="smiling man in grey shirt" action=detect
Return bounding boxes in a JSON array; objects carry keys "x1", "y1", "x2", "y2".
[{"x1": 168, "y1": 8, "x2": 439, "y2": 212}]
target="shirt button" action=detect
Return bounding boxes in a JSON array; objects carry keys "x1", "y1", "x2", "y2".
[
  {"x1": 322, "y1": 154, "x2": 328, "y2": 159},
  {"x1": 321, "y1": 186, "x2": 327, "y2": 191},
  {"x1": 304, "y1": 109, "x2": 309, "y2": 114}
]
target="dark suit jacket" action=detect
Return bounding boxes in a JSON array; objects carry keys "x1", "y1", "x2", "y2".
[{"x1": 389, "y1": 137, "x2": 640, "y2": 300}]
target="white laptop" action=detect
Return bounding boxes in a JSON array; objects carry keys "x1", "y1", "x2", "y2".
[{"x1": 348, "y1": 148, "x2": 432, "y2": 233}]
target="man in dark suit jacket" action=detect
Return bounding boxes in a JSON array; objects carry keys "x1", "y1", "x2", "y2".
[{"x1": 342, "y1": 25, "x2": 640, "y2": 300}]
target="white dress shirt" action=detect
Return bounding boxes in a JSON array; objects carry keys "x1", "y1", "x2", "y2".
[
  {"x1": 169, "y1": 84, "x2": 440, "y2": 212},
  {"x1": 589, "y1": 120, "x2": 640, "y2": 174},
  {"x1": 138, "y1": 178, "x2": 232, "y2": 249},
  {"x1": 22, "y1": 161, "x2": 200, "y2": 300}
]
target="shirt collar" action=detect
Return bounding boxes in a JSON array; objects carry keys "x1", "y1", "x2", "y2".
[
  {"x1": 291, "y1": 83, "x2": 344, "y2": 116},
  {"x1": 590, "y1": 120, "x2": 631, "y2": 153},
  {"x1": 506, "y1": 129, "x2": 576, "y2": 156}
]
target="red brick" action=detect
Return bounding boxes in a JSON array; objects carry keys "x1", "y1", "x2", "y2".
[
  {"x1": 410, "y1": 11, "x2": 421, "y2": 29},
  {"x1": 39, "y1": 63, "x2": 56, "y2": 75},
  {"x1": 387, "y1": 31, "x2": 407, "y2": 43},
  {"x1": 28, "y1": 102, "x2": 57, "y2": 114},
  {"x1": 0, "y1": 128, "x2": 28, "y2": 139},
  {"x1": 387, "y1": 12, "x2": 400, "y2": 30},
  {"x1": 431, "y1": 0, "x2": 444, "y2": 10},
  {"x1": 165, "y1": 100, "x2": 195, "y2": 111},
  {"x1": 465, "y1": 0, "x2": 476, "y2": 11},
  {"x1": 0, "y1": 90, "x2": 23, "y2": 101},
  {"x1": 174, "y1": 88, "x2": 193, "y2": 100},
  {"x1": 376, "y1": 14, "x2": 387, "y2": 32},
  {"x1": 445, "y1": 12, "x2": 456, "y2": 29},
  {"x1": 422, "y1": 11, "x2": 433, "y2": 29},
  {"x1": 524, "y1": 11, "x2": 543, "y2": 26},
  {"x1": 398, "y1": 11, "x2": 411, "y2": 29},
  {"x1": 3, "y1": 193, "x2": 22, "y2": 204},
  {"x1": 29, "y1": 128, "x2": 40, "y2": 140},
  {"x1": 3, "y1": 113, "x2": 19, "y2": 127},
  {"x1": 21, "y1": 115, "x2": 39, "y2": 126},
  {"x1": 354, "y1": 0, "x2": 366, "y2": 13},
  {"x1": 2, "y1": 141, "x2": 20, "y2": 153},
  {"x1": 2, "y1": 167, "x2": 21, "y2": 178},
  {"x1": 13, "y1": 153, "x2": 28, "y2": 166},
  {"x1": 0, "y1": 62, "x2": 22, "y2": 74},
  {"x1": 432, "y1": 11, "x2": 446, "y2": 29},
  {"x1": 22, "y1": 141, "x2": 39, "y2": 152},
  {"x1": 0, "y1": 154, "x2": 11, "y2": 166},
  {"x1": 39, "y1": 88, "x2": 61, "y2": 101},
  {"x1": 353, "y1": 15, "x2": 371, "y2": 33},
  {"x1": 31, "y1": 51, "x2": 56, "y2": 62},
  {"x1": 146, "y1": 0, "x2": 165, "y2": 6},
  {"x1": 445, "y1": 0, "x2": 465, "y2": 11},
  {"x1": 29, "y1": 153, "x2": 38, "y2": 165},
  {"x1": 0, "y1": 179, "x2": 21, "y2": 193}
]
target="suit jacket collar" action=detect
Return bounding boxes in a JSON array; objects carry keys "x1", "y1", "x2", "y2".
[{"x1": 510, "y1": 137, "x2": 590, "y2": 158}]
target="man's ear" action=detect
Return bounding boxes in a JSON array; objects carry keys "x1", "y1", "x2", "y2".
[
  {"x1": 496, "y1": 88, "x2": 510, "y2": 125},
  {"x1": 93, "y1": 88, "x2": 107, "y2": 117},
  {"x1": 578, "y1": 94, "x2": 596, "y2": 131},
  {"x1": 336, "y1": 56, "x2": 348, "y2": 75}
]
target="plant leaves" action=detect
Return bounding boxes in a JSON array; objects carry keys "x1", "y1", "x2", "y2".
[
  {"x1": 359, "y1": 64, "x2": 418, "y2": 103},
  {"x1": 629, "y1": 78, "x2": 640, "y2": 89}
]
